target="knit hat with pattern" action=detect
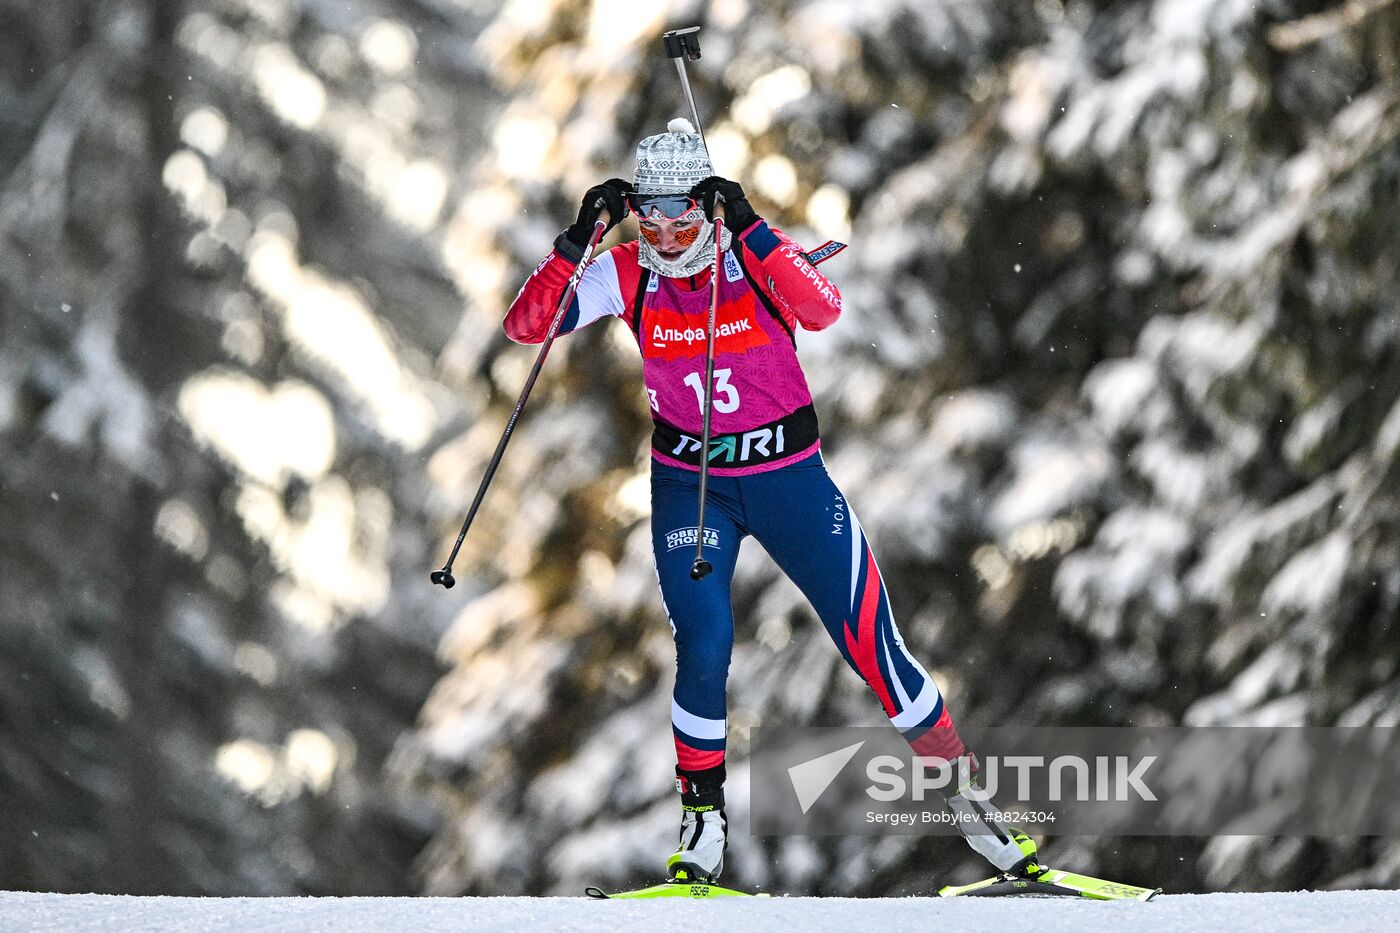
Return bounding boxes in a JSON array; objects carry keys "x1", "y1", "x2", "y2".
[{"x1": 634, "y1": 118, "x2": 712, "y2": 195}]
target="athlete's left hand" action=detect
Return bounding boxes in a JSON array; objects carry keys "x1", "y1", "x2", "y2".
[{"x1": 689, "y1": 176, "x2": 759, "y2": 232}]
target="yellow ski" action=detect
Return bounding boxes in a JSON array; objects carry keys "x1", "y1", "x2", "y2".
[
  {"x1": 584, "y1": 881, "x2": 768, "y2": 899},
  {"x1": 938, "y1": 867, "x2": 1160, "y2": 901}
]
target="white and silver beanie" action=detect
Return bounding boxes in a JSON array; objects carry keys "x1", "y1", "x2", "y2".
[
  {"x1": 634, "y1": 118, "x2": 713, "y2": 194},
  {"x1": 632, "y1": 117, "x2": 732, "y2": 277}
]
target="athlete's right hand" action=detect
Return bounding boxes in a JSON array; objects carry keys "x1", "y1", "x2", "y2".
[{"x1": 564, "y1": 178, "x2": 632, "y2": 248}]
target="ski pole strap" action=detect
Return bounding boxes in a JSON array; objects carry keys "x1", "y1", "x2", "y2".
[{"x1": 651, "y1": 405, "x2": 819, "y2": 469}]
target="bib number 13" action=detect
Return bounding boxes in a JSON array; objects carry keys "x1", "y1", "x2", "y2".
[{"x1": 684, "y1": 369, "x2": 740, "y2": 414}]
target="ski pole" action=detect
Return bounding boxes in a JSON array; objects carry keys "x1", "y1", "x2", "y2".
[
  {"x1": 431, "y1": 214, "x2": 610, "y2": 589},
  {"x1": 662, "y1": 26, "x2": 707, "y2": 149},
  {"x1": 690, "y1": 196, "x2": 725, "y2": 581},
  {"x1": 660, "y1": 25, "x2": 724, "y2": 581}
]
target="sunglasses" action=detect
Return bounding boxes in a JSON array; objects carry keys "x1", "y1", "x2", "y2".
[{"x1": 626, "y1": 192, "x2": 702, "y2": 220}]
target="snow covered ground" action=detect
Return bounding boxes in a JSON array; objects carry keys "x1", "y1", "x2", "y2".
[{"x1": 2, "y1": 889, "x2": 1398, "y2": 932}]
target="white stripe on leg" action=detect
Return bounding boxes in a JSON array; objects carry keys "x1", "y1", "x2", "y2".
[{"x1": 672, "y1": 698, "x2": 727, "y2": 740}]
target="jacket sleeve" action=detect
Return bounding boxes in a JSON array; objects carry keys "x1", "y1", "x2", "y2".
[
  {"x1": 735, "y1": 221, "x2": 842, "y2": 332},
  {"x1": 503, "y1": 240, "x2": 637, "y2": 345}
]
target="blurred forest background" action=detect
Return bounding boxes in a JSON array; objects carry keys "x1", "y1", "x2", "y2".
[{"x1": 2, "y1": 0, "x2": 1399, "y2": 898}]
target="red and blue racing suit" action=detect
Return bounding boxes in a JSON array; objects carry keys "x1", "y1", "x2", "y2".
[{"x1": 504, "y1": 220, "x2": 968, "y2": 772}]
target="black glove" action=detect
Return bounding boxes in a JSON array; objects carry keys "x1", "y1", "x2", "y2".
[
  {"x1": 689, "y1": 176, "x2": 759, "y2": 232},
  {"x1": 561, "y1": 178, "x2": 632, "y2": 256}
]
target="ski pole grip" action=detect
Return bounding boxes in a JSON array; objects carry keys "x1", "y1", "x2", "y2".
[
  {"x1": 592, "y1": 195, "x2": 611, "y2": 230},
  {"x1": 709, "y1": 191, "x2": 725, "y2": 223}
]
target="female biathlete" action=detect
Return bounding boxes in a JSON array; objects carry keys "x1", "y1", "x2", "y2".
[{"x1": 504, "y1": 119, "x2": 1037, "y2": 885}]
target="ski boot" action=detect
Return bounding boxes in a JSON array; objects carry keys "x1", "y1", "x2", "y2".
[
  {"x1": 943, "y1": 768, "x2": 1042, "y2": 878},
  {"x1": 666, "y1": 762, "x2": 727, "y2": 884}
]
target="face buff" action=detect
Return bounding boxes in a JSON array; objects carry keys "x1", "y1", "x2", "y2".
[
  {"x1": 637, "y1": 209, "x2": 733, "y2": 278},
  {"x1": 633, "y1": 118, "x2": 732, "y2": 278}
]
